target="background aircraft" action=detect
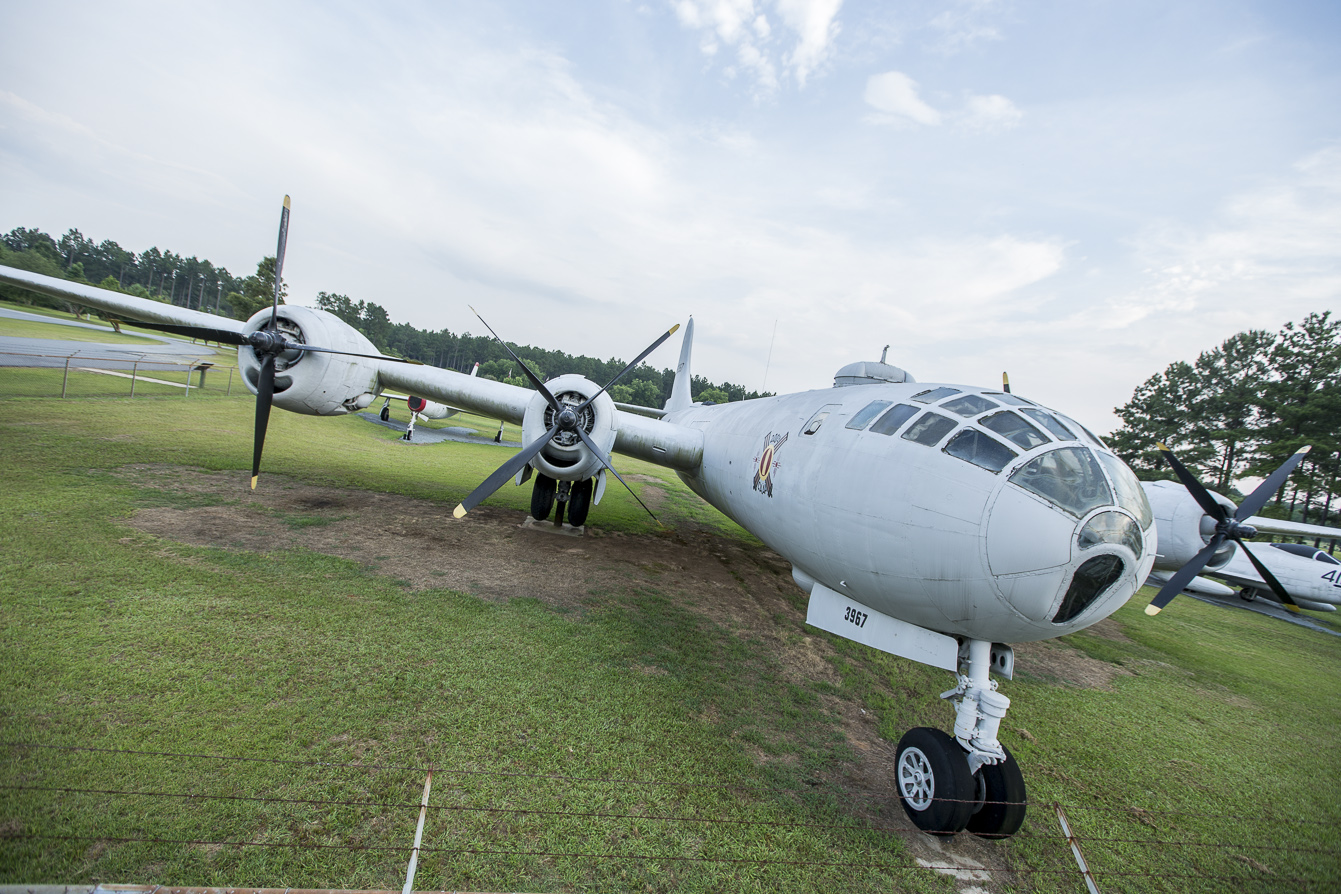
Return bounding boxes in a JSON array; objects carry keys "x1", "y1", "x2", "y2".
[
  {"x1": 1143, "y1": 479, "x2": 1341, "y2": 611},
  {"x1": 2, "y1": 198, "x2": 1276, "y2": 841},
  {"x1": 377, "y1": 363, "x2": 496, "y2": 441}
]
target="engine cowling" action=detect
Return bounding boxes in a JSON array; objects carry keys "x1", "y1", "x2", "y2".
[
  {"x1": 237, "y1": 306, "x2": 380, "y2": 416},
  {"x1": 1143, "y1": 479, "x2": 1237, "y2": 572},
  {"x1": 407, "y1": 395, "x2": 455, "y2": 419},
  {"x1": 520, "y1": 374, "x2": 617, "y2": 482}
]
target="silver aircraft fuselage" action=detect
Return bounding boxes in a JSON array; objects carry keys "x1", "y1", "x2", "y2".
[{"x1": 668, "y1": 384, "x2": 1158, "y2": 643}]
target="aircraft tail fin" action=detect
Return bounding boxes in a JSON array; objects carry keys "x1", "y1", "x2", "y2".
[{"x1": 664, "y1": 317, "x2": 694, "y2": 413}]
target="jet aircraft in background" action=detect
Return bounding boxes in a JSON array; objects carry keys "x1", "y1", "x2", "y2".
[{"x1": 0, "y1": 197, "x2": 1306, "y2": 840}]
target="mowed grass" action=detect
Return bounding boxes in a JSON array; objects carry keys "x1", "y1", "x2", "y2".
[{"x1": 1, "y1": 376, "x2": 1339, "y2": 892}]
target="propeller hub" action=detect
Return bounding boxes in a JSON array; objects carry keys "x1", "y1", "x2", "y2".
[
  {"x1": 557, "y1": 407, "x2": 578, "y2": 431},
  {"x1": 248, "y1": 329, "x2": 288, "y2": 354}
]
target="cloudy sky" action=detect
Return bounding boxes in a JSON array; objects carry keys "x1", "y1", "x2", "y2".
[{"x1": 2, "y1": 0, "x2": 1338, "y2": 432}]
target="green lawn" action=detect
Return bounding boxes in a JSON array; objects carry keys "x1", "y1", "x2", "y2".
[{"x1": 1, "y1": 378, "x2": 1338, "y2": 892}]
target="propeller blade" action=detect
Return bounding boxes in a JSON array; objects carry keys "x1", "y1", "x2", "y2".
[
  {"x1": 578, "y1": 323, "x2": 681, "y2": 413},
  {"x1": 251, "y1": 354, "x2": 276, "y2": 490},
  {"x1": 1236, "y1": 539, "x2": 1302, "y2": 612},
  {"x1": 574, "y1": 427, "x2": 661, "y2": 525},
  {"x1": 1146, "y1": 534, "x2": 1226, "y2": 615},
  {"x1": 284, "y1": 341, "x2": 421, "y2": 363},
  {"x1": 1157, "y1": 443, "x2": 1228, "y2": 523},
  {"x1": 1234, "y1": 446, "x2": 1312, "y2": 522},
  {"x1": 115, "y1": 319, "x2": 248, "y2": 345},
  {"x1": 270, "y1": 196, "x2": 291, "y2": 331},
  {"x1": 468, "y1": 306, "x2": 562, "y2": 410},
  {"x1": 453, "y1": 427, "x2": 558, "y2": 518},
  {"x1": 1002, "y1": 372, "x2": 1011, "y2": 394}
]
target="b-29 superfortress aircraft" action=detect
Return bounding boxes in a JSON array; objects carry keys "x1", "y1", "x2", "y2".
[{"x1": 0, "y1": 198, "x2": 1307, "y2": 839}]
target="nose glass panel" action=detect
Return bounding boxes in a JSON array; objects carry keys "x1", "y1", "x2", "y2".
[
  {"x1": 1008, "y1": 447, "x2": 1113, "y2": 518},
  {"x1": 1096, "y1": 451, "x2": 1154, "y2": 530},
  {"x1": 1079, "y1": 511, "x2": 1143, "y2": 555},
  {"x1": 1055, "y1": 555, "x2": 1125, "y2": 624}
]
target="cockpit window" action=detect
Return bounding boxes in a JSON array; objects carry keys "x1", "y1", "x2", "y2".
[
  {"x1": 944, "y1": 430, "x2": 1018, "y2": 473},
  {"x1": 981, "y1": 411, "x2": 1050, "y2": 450},
  {"x1": 942, "y1": 394, "x2": 999, "y2": 417},
  {"x1": 1009, "y1": 447, "x2": 1114, "y2": 518},
  {"x1": 912, "y1": 387, "x2": 961, "y2": 403},
  {"x1": 1057, "y1": 413, "x2": 1107, "y2": 448},
  {"x1": 1318, "y1": 552, "x2": 1340, "y2": 566},
  {"x1": 803, "y1": 404, "x2": 841, "y2": 435},
  {"x1": 983, "y1": 391, "x2": 1034, "y2": 407},
  {"x1": 846, "y1": 400, "x2": 893, "y2": 430},
  {"x1": 870, "y1": 403, "x2": 919, "y2": 436},
  {"x1": 901, "y1": 412, "x2": 958, "y2": 446},
  {"x1": 1019, "y1": 408, "x2": 1077, "y2": 441},
  {"x1": 1096, "y1": 451, "x2": 1154, "y2": 530}
]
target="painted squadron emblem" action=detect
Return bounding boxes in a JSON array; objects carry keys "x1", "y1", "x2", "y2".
[{"x1": 752, "y1": 431, "x2": 788, "y2": 497}]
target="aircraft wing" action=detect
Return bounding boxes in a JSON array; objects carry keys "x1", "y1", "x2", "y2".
[
  {"x1": 1246, "y1": 516, "x2": 1341, "y2": 541},
  {"x1": 0, "y1": 264, "x2": 705, "y2": 474},
  {"x1": 375, "y1": 361, "x2": 532, "y2": 426},
  {"x1": 375, "y1": 360, "x2": 703, "y2": 471},
  {"x1": 0, "y1": 265, "x2": 248, "y2": 341}
]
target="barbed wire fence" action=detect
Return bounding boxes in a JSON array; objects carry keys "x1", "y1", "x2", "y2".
[{"x1": 3, "y1": 742, "x2": 1336, "y2": 892}]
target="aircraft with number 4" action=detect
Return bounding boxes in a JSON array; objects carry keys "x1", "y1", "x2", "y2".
[
  {"x1": 0, "y1": 197, "x2": 1312, "y2": 839},
  {"x1": 1143, "y1": 478, "x2": 1341, "y2": 612}
]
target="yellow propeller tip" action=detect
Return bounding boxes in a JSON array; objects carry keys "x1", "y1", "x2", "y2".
[
  {"x1": 250, "y1": 476, "x2": 259, "y2": 490},
  {"x1": 1297, "y1": 445, "x2": 1312, "y2": 455},
  {"x1": 670, "y1": 323, "x2": 681, "y2": 335},
  {"x1": 282, "y1": 195, "x2": 291, "y2": 209},
  {"x1": 453, "y1": 504, "x2": 468, "y2": 519},
  {"x1": 1156, "y1": 442, "x2": 1170, "y2": 451},
  {"x1": 1144, "y1": 604, "x2": 1161, "y2": 616}
]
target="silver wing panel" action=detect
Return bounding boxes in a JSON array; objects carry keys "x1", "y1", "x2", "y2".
[
  {"x1": 375, "y1": 361, "x2": 533, "y2": 425},
  {"x1": 0, "y1": 265, "x2": 248, "y2": 336},
  {"x1": 1246, "y1": 516, "x2": 1341, "y2": 540}
]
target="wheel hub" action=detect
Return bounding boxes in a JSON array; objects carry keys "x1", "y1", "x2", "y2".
[{"x1": 897, "y1": 746, "x2": 934, "y2": 810}]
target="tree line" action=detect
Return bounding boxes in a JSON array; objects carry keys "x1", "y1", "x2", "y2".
[
  {"x1": 0, "y1": 225, "x2": 770, "y2": 406},
  {"x1": 1, "y1": 227, "x2": 248, "y2": 316},
  {"x1": 1109, "y1": 311, "x2": 1340, "y2": 529}
]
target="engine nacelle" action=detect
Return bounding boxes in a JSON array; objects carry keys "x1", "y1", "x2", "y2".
[
  {"x1": 407, "y1": 395, "x2": 456, "y2": 419},
  {"x1": 521, "y1": 374, "x2": 618, "y2": 482},
  {"x1": 1143, "y1": 479, "x2": 1237, "y2": 572},
  {"x1": 237, "y1": 306, "x2": 380, "y2": 416}
]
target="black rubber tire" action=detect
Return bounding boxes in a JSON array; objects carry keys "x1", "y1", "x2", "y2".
[
  {"x1": 379, "y1": 406, "x2": 390, "y2": 422},
  {"x1": 531, "y1": 474, "x2": 556, "y2": 521},
  {"x1": 895, "y1": 728, "x2": 974, "y2": 836},
  {"x1": 966, "y1": 745, "x2": 1027, "y2": 839},
  {"x1": 567, "y1": 478, "x2": 594, "y2": 527}
]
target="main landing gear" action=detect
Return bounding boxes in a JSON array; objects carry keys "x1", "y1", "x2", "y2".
[
  {"x1": 530, "y1": 473, "x2": 594, "y2": 527},
  {"x1": 895, "y1": 639, "x2": 1027, "y2": 838}
]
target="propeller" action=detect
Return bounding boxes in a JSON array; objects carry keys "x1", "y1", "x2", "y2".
[
  {"x1": 111, "y1": 197, "x2": 416, "y2": 490},
  {"x1": 452, "y1": 309, "x2": 679, "y2": 522},
  {"x1": 1146, "y1": 443, "x2": 1311, "y2": 615},
  {"x1": 1002, "y1": 372, "x2": 1011, "y2": 394}
]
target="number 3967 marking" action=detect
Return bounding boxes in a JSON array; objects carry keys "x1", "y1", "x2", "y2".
[{"x1": 843, "y1": 605, "x2": 868, "y2": 628}]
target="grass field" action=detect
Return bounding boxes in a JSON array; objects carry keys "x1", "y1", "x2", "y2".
[{"x1": 1, "y1": 376, "x2": 1338, "y2": 893}]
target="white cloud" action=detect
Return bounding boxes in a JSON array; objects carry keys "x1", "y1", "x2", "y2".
[
  {"x1": 928, "y1": 0, "x2": 1005, "y2": 53},
  {"x1": 1121, "y1": 145, "x2": 1341, "y2": 325},
  {"x1": 960, "y1": 93, "x2": 1022, "y2": 131},
  {"x1": 671, "y1": 0, "x2": 843, "y2": 94},
  {"x1": 863, "y1": 71, "x2": 942, "y2": 125}
]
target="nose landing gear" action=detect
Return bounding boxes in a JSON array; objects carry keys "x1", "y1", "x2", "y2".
[{"x1": 894, "y1": 639, "x2": 1027, "y2": 838}]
